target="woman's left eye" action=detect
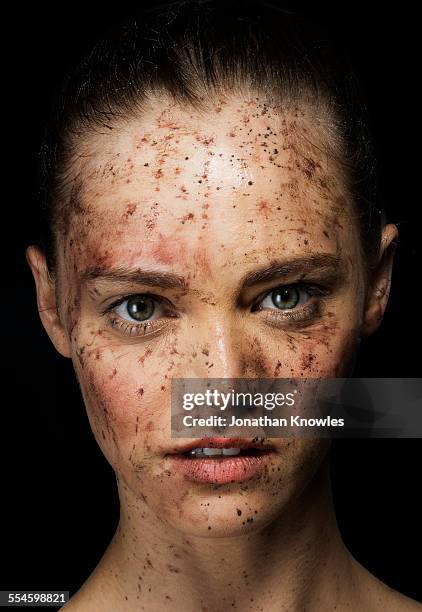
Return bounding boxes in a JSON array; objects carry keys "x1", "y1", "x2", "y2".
[{"x1": 257, "y1": 285, "x2": 310, "y2": 311}]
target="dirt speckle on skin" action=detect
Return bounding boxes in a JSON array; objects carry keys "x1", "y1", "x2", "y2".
[
  {"x1": 257, "y1": 200, "x2": 270, "y2": 217},
  {"x1": 301, "y1": 352, "x2": 316, "y2": 371},
  {"x1": 124, "y1": 203, "x2": 137, "y2": 217},
  {"x1": 180, "y1": 212, "x2": 194, "y2": 223},
  {"x1": 274, "y1": 360, "x2": 283, "y2": 376}
]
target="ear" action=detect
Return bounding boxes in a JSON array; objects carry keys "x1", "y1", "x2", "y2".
[
  {"x1": 361, "y1": 223, "x2": 398, "y2": 337},
  {"x1": 26, "y1": 245, "x2": 72, "y2": 358}
]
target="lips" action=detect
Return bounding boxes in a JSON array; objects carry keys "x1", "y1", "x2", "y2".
[
  {"x1": 169, "y1": 437, "x2": 274, "y2": 454},
  {"x1": 166, "y1": 437, "x2": 275, "y2": 484}
]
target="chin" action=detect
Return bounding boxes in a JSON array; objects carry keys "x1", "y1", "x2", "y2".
[{"x1": 157, "y1": 479, "x2": 298, "y2": 538}]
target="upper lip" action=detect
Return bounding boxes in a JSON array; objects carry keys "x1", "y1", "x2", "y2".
[{"x1": 168, "y1": 437, "x2": 274, "y2": 455}]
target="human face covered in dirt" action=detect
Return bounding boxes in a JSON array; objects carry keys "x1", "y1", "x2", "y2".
[{"x1": 28, "y1": 94, "x2": 396, "y2": 538}]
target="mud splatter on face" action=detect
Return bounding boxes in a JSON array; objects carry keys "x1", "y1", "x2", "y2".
[{"x1": 53, "y1": 94, "x2": 364, "y2": 542}]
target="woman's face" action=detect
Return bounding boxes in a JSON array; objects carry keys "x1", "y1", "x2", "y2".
[{"x1": 31, "y1": 96, "x2": 390, "y2": 536}]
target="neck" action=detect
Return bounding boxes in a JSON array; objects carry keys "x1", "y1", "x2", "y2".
[{"x1": 90, "y1": 456, "x2": 354, "y2": 611}]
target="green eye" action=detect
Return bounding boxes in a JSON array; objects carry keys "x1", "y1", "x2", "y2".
[
  {"x1": 122, "y1": 296, "x2": 156, "y2": 321},
  {"x1": 270, "y1": 286, "x2": 300, "y2": 309},
  {"x1": 106, "y1": 293, "x2": 173, "y2": 337},
  {"x1": 255, "y1": 284, "x2": 311, "y2": 314}
]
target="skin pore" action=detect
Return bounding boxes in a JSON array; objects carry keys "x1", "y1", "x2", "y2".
[{"x1": 27, "y1": 94, "x2": 418, "y2": 611}]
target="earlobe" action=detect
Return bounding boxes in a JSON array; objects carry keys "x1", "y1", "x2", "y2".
[
  {"x1": 361, "y1": 223, "x2": 398, "y2": 337},
  {"x1": 26, "y1": 245, "x2": 72, "y2": 358}
]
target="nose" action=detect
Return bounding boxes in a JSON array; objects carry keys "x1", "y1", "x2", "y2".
[
  {"x1": 170, "y1": 311, "x2": 274, "y2": 436},
  {"x1": 180, "y1": 311, "x2": 268, "y2": 379}
]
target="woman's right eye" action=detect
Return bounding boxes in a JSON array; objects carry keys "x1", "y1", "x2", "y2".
[
  {"x1": 114, "y1": 295, "x2": 163, "y2": 322},
  {"x1": 104, "y1": 294, "x2": 175, "y2": 337}
]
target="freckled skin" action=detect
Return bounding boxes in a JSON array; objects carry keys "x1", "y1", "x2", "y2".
[{"x1": 27, "y1": 96, "x2": 414, "y2": 611}]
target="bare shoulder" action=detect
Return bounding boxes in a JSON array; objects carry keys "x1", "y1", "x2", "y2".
[
  {"x1": 352, "y1": 558, "x2": 421, "y2": 611},
  {"x1": 59, "y1": 589, "x2": 102, "y2": 612},
  {"x1": 58, "y1": 569, "x2": 119, "y2": 612},
  {"x1": 377, "y1": 585, "x2": 421, "y2": 611}
]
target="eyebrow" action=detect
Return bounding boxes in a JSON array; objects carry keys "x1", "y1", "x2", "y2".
[
  {"x1": 81, "y1": 254, "x2": 345, "y2": 292},
  {"x1": 241, "y1": 254, "x2": 344, "y2": 287},
  {"x1": 82, "y1": 266, "x2": 187, "y2": 290}
]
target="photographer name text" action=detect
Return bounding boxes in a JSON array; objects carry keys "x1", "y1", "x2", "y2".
[{"x1": 182, "y1": 415, "x2": 345, "y2": 427}]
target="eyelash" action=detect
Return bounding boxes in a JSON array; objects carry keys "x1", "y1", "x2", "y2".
[
  {"x1": 252, "y1": 283, "x2": 328, "y2": 328},
  {"x1": 102, "y1": 283, "x2": 328, "y2": 337},
  {"x1": 102, "y1": 293, "x2": 175, "y2": 337}
]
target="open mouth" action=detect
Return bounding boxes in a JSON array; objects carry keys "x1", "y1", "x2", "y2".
[
  {"x1": 183, "y1": 447, "x2": 270, "y2": 458},
  {"x1": 167, "y1": 439, "x2": 275, "y2": 484}
]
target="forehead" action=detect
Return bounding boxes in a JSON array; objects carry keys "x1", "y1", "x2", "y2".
[{"x1": 64, "y1": 96, "x2": 355, "y2": 272}]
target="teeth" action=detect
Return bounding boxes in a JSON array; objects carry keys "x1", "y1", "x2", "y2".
[
  {"x1": 203, "y1": 448, "x2": 223, "y2": 456},
  {"x1": 187, "y1": 448, "x2": 204, "y2": 457},
  {"x1": 187, "y1": 447, "x2": 242, "y2": 457},
  {"x1": 222, "y1": 448, "x2": 241, "y2": 456}
]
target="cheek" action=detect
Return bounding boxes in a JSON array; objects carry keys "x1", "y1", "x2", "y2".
[
  {"x1": 73, "y1": 348, "x2": 168, "y2": 466},
  {"x1": 266, "y1": 318, "x2": 360, "y2": 378}
]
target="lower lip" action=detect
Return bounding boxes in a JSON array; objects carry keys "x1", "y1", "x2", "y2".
[{"x1": 167, "y1": 451, "x2": 275, "y2": 484}]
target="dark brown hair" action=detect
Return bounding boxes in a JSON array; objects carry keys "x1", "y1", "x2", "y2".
[{"x1": 38, "y1": 0, "x2": 384, "y2": 275}]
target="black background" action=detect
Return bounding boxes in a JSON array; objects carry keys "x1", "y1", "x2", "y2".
[{"x1": 2, "y1": 1, "x2": 421, "y2": 607}]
